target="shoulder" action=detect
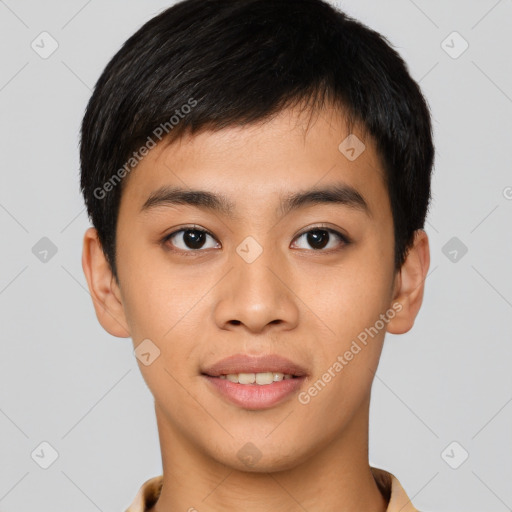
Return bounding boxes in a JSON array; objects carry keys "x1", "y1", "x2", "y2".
[
  {"x1": 371, "y1": 466, "x2": 421, "y2": 512},
  {"x1": 124, "y1": 475, "x2": 163, "y2": 512}
]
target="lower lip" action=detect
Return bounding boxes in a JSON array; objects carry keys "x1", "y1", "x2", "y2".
[{"x1": 202, "y1": 375, "x2": 306, "y2": 410}]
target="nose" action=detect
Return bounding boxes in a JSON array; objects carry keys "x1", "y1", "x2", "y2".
[{"x1": 213, "y1": 240, "x2": 300, "y2": 334}]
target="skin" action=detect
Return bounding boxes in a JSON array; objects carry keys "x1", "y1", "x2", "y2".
[{"x1": 82, "y1": 104, "x2": 430, "y2": 512}]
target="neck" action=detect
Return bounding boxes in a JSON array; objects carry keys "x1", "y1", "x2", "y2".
[{"x1": 148, "y1": 399, "x2": 388, "y2": 512}]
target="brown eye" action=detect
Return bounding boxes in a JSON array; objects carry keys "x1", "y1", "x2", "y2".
[
  {"x1": 163, "y1": 227, "x2": 220, "y2": 251},
  {"x1": 292, "y1": 228, "x2": 348, "y2": 251}
]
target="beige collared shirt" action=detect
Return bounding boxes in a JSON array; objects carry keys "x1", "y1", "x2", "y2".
[{"x1": 125, "y1": 466, "x2": 419, "y2": 511}]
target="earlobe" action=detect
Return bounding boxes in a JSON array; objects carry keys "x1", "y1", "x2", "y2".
[
  {"x1": 387, "y1": 229, "x2": 430, "y2": 335},
  {"x1": 81, "y1": 227, "x2": 131, "y2": 338}
]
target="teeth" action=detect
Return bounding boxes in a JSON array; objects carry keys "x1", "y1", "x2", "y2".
[
  {"x1": 218, "y1": 372, "x2": 295, "y2": 384},
  {"x1": 239, "y1": 373, "x2": 255, "y2": 384}
]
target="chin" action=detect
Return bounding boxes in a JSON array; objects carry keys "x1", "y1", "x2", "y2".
[{"x1": 209, "y1": 437, "x2": 313, "y2": 473}]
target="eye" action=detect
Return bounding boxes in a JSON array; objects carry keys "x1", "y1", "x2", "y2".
[
  {"x1": 291, "y1": 227, "x2": 349, "y2": 251},
  {"x1": 161, "y1": 224, "x2": 350, "y2": 254},
  {"x1": 162, "y1": 226, "x2": 220, "y2": 252}
]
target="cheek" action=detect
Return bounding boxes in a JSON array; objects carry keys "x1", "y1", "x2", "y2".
[
  {"x1": 118, "y1": 255, "x2": 196, "y2": 341},
  {"x1": 301, "y1": 257, "x2": 393, "y2": 351},
  {"x1": 123, "y1": 274, "x2": 203, "y2": 406},
  {"x1": 119, "y1": 262, "x2": 208, "y2": 382},
  {"x1": 295, "y1": 244, "x2": 394, "y2": 418},
  {"x1": 297, "y1": 280, "x2": 389, "y2": 429},
  {"x1": 294, "y1": 253, "x2": 392, "y2": 408}
]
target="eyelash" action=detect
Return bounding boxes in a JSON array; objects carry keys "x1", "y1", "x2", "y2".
[{"x1": 161, "y1": 224, "x2": 351, "y2": 255}]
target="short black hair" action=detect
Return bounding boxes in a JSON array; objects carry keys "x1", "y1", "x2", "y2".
[{"x1": 80, "y1": 0, "x2": 434, "y2": 283}]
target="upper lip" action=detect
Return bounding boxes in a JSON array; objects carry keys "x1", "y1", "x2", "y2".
[{"x1": 201, "y1": 354, "x2": 308, "y2": 377}]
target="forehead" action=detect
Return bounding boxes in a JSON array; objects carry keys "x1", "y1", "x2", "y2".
[{"x1": 118, "y1": 105, "x2": 389, "y2": 220}]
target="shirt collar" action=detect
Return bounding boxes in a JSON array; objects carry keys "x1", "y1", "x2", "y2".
[{"x1": 125, "y1": 467, "x2": 419, "y2": 512}]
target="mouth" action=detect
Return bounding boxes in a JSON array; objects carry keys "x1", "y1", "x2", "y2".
[
  {"x1": 211, "y1": 372, "x2": 299, "y2": 385},
  {"x1": 201, "y1": 353, "x2": 308, "y2": 410}
]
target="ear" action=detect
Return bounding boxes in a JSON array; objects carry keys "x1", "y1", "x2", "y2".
[
  {"x1": 81, "y1": 227, "x2": 130, "y2": 338},
  {"x1": 386, "y1": 229, "x2": 430, "y2": 335}
]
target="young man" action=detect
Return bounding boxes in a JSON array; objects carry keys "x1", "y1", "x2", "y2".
[{"x1": 80, "y1": 0, "x2": 433, "y2": 510}]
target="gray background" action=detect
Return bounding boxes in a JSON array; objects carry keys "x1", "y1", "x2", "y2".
[{"x1": 0, "y1": 0, "x2": 511, "y2": 511}]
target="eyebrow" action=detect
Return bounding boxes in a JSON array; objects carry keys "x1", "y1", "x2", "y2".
[{"x1": 140, "y1": 183, "x2": 371, "y2": 218}]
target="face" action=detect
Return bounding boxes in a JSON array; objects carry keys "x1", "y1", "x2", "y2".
[{"x1": 83, "y1": 105, "x2": 429, "y2": 472}]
